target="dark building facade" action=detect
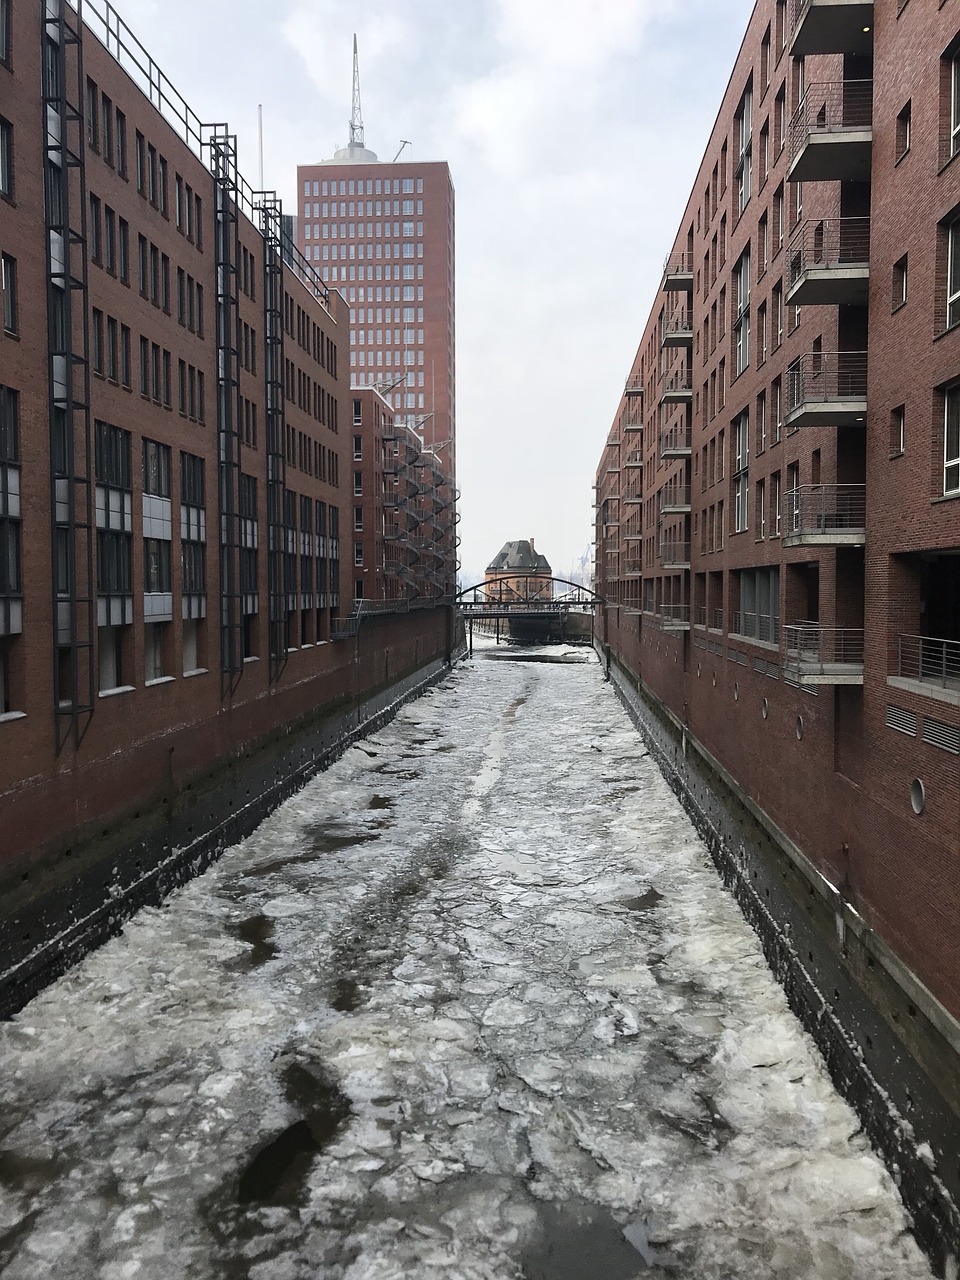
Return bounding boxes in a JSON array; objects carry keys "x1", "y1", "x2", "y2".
[
  {"x1": 595, "y1": 0, "x2": 960, "y2": 1263},
  {"x1": 0, "y1": 0, "x2": 457, "y2": 1015}
]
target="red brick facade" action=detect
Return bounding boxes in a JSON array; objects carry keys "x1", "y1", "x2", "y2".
[
  {"x1": 0, "y1": 1, "x2": 453, "y2": 901},
  {"x1": 596, "y1": 0, "x2": 960, "y2": 1019}
]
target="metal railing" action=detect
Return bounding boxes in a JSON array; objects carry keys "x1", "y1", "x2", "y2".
[
  {"x1": 786, "y1": 351, "x2": 868, "y2": 413},
  {"x1": 658, "y1": 603, "x2": 691, "y2": 627},
  {"x1": 793, "y1": 0, "x2": 871, "y2": 25},
  {"x1": 784, "y1": 624, "x2": 864, "y2": 671},
  {"x1": 624, "y1": 558, "x2": 643, "y2": 575},
  {"x1": 898, "y1": 635, "x2": 960, "y2": 689},
  {"x1": 788, "y1": 218, "x2": 871, "y2": 287},
  {"x1": 663, "y1": 251, "x2": 694, "y2": 276},
  {"x1": 660, "y1": 541, "x2": 691, "y2": 567},
  {"x1": 662, "y1": 308, "x2": 693, "y2": 337},
  {"x1": 622, "y1": 485, "x2": 643, "y2": 503},
  {"x1": 623, "y1": 412, "x2": 643, "y2": 430},
  {"x1": 624, "y1": 448, "x2": 644, "y2": 468},
  {"x1": 784, "y1": 484, "x2": 866, "y2": 535},
  {"x1": 662, "y1": 369, "x2": 693, "y2": 396},
  {"x1": 711, "y1": 608, "x2": 724, "y2": 631},
  {"x1": 660, "y1": 424, "x2": 692, "y2": 455},
  {"x1": 659, "y1": 483, "x2": 691, "y2": 511},
  {"x1": 696, "y1": 605, "x2": 707, "y2": 626},
  {"x1": 732, "y1": 611, "x2": 780, "y2": 644},
  {"x1": 625, "y1": 377, "x2": 644, "y2": 397},
  {"x1": 790, "y1": 80, "x2": 873, "y2": 165}
]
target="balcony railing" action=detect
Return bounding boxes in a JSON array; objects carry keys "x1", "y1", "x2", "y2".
[
  {"x1": 623, "y1": 412, "x2": 642, "y2": 430},
  {"x1": 660, "y1": 541, "x2": 691, "y2": 568},
  {"x1": 624, "y1": 448, "x2": 643, "y2": 468},
  {"x1": 660, "y1": 423, "x2": 692, "y2": 457},
  {"x1": 783, "y1": 484, "x2": 866, "y2": 545},
  {"x1": 662, "y1": 252, "x2": 694, "y2": 290},
  {"x1": 661, "y1": 369, "x2": 693, "y2": 402},
  {"x1": 791, "y1": 0, "x2": 874, "y2": 59},
  {"x1": 625, "y1": 376, "x2": 644, "y2": 398},
  {"x1": 784, "y1": 623, "x2": 864, "y2": 684},
  {"x1": 732, "y1": 611, "x2": 780, "y2": 644},
  {"x1": 710, "y1": 607, "x2": 723, "y2": 631},
  {"x1": 658, "y1": 603, "x2": 691, "y2": 630},
  {"x1": 622, "y1": 485, "x2": 643, "y2": 504},
  {"x1": 695, "y1": 605, "x2": 707, "y2": 627},
  {"x1": 661, "y1": 308, "x2": 693, "y2": 346},
  {"x1": 898, "y1": 635, "x2": 960, "y2": 691},
  {"x1": 786, "y1": 351, "x2": 867, "y2": 428},
  {"x1": 787, "y1": 217, "x2": 870, "y2": 306},
  {"x1": 624, "y1": 558, "x2": 643, "y2": 576},
  {"x1": 789, "y1": 80, "x2": 873, "y2": 182},
  {"x1": 658, "y1": 483, "x2": 691, "y2": 513}
]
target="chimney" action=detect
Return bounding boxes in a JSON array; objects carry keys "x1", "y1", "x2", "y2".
[{"x1": 529, "y1": 537, "x2": 535, "y2": 551}]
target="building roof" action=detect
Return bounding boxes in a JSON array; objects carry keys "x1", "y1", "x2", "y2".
[{"x1": 486, "y1": 540, "x2": 552, "y2": 574}]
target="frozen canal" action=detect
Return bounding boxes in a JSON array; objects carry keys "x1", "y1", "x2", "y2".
[{"x1": 0, "y1": 642, "x2": 934, "y2": 1279}]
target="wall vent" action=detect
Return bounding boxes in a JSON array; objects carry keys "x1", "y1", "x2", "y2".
[
  {"x1": 922, "y1": 717, "x2": 960, "y2": 755},
  {"x1": 886, "y1": 705, "x2": 917, "y2": 736}
]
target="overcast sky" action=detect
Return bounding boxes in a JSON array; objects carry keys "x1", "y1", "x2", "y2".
[{"x1": 112, "y1": 0, "x2": 755, "y2": 586}]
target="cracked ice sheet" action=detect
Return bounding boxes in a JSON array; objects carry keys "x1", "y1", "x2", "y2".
[{"x1": 0, "y1": 651, "x2": 934, "y2": 1279}]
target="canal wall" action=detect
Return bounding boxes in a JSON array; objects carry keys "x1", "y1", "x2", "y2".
[
  {"x1": 0, "y1": 611, "x2": 467, "y2": 1020},
  {"x1": 598, "y1": 642, "x2": 960, "y2": 1276}
]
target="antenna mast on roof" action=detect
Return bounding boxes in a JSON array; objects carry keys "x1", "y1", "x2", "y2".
[{"x1": 349, "y1": 34, "x2": 365, "y2": 148}]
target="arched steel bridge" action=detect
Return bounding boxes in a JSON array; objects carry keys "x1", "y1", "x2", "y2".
[{"x1": 455, "y1": 577, "x2": 603, "y2": 620}]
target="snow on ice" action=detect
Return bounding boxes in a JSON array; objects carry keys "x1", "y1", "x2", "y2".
[{"x1": 0, "y1": 638, "x2": 934, "y2": 1278}]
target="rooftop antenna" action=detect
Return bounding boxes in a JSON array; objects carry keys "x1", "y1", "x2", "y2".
[
  {"x1": 349, "y1": 34, "x2": 364, "y2": 148},
  {"x1": 393, "y1": 139, "x2": 411, "y2": 162}
]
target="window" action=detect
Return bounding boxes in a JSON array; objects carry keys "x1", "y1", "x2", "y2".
[
  {"x1": 0, "y1": 115, "x2": 11, "y2": 198},
  {"x1": 104, "y1": 205, "x2": 116, "y2": 272},
  {"x1": 353, "y1": 505, "x2": 363, "y2": 531},
  {"x1": 118, "y1": 218, "x2": 129, "y2": 283},
  {"x1": 1, "y1": 252, "x2": 15, "y2": 333},
  {"x1": 86, "y1": 78, "x2": 98, "y2": 150},
  {"x1": 773, "y1": 183, "x2": 784, "y2": 253},
  {"x1": 950, "y1": 47, "x2": 960, "y2": 162},
  {"x1": 947, "y1": 217, "x2": 960, "y2": 328},
  {"x1": 116, "y1": 109, "x2": 127, "y2": 177},
  {"x1": 760, "y1": 25, "x2": 771, "y2": 94},
  {"x1": 89, "y1": 193, "x2": 101, "y2": 262},
  {"x1": 144, "y1": 538, "x2": 171, "y2": 593},
  {"x1": 101, "y1": 93, "x2": 113, "y2": 165},
  {"x1": 138, "y1": 234, "x2": 148, "y2": 296},
  {"x1": 758, "y1": 212, "x2": 768, "y2": 278},
  {"x1": 772, "y1": 471, "x2": 781, "y2": 536},
  {"x1": 135, "y1": 130, "x2": 145, "y2": 194},
  {"x1": 91, "y1": 307, "x2": 103, "y2": 374},
  {"x1": 773, "y1": 280, "x2": 783, "y2": 349},
  {"x1": 756, "y1": 391, "x2": 767, "y2": 453},
  {"x1": 756, "y1": 478, "x2": 766, "y2": 540},
  {"x1": 772, "y1": 376, "x2": 783, "y2": 443},
  {"x1": 734, "y1": 249, "x2": 750, "y2": 376},
  {"x1": 757, "y1": 301, "x2": 767, "y2": 366},
  {"x1": 897, "y1": 101, "x2": 911, "y2": 160},
  {"x1": 120, "y1": 325, "x2": 131, "y2": 388},
  {"x1": 945, "y1": 386, "x2": 960, "y2": 494},
  {"x1": 774, "y1": 85, "x2": 786, "y2": 155},
  {"x1": 735, "y1": 82, "x2": 753, "y2": 218},
  {"x1": 143, "y1": 439, "x2": 170, "y2": 496},
  {"x1": 732, "y1": 409, "x2": 749, "y2": 533},
  {"x1": 0, "y1": 0, "x2": 10, "y2": 66},
  {"x1": 893, "y1": 254, "x2": 908, "y2": 309},
  {"x1": 890, "y1": 404, "x2": 905, "y2": 457},
  {"x1": 106, "y1": 316, "x2": 118, "y2": 381},
  {"x1": 95, "y1": 419, "x2": 130, "y2": 489}
]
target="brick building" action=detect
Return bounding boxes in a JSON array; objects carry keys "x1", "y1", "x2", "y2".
[
  {"x1": 0, "y1": 0, "x2": 456, "y2": 1013},
  {"x1": 484, "y1": 539, "x2": 553, "y2": 603},
  {"x1": 595, "y1": 0, "x2": 960, "y2": 1249}
]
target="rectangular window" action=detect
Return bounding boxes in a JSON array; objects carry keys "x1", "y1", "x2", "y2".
[
  {"x1": 101, "y1": 93, "x2": 113, "y2": 164},
  {"x1": 0, "y1": 0, "x2": 10, "y2": 66},
  {"x1": 143, "y1": 538, "x2": 171, "y2": 592},
  {"x1": 890, "y1": 404, "x2": 905, "y2": 457},
  {"x1": 945, "y1": 387, "x2": 960, "y2": 494},
  {"x1": 897, "y1": 101, "x2": 911, "y2": 160},
  {"x1": 104, "y1": 205, "x2": 116, "y2": 272},
  {"x1": 135, "y1": 130, "x2": 145, "y2": 194},
  {"x1": 733, "y1": 248, "x2": 750, "y2": 376},
  {"x1": 106, "y1": 316, "x2": 118, "y2": 381},
  {"x1": 95, "y1": 419, "x2": 131, "y2": 488},
  {"x1": 772, "y1": 471, "x2": 781, "y2": 536},
  {"x1": 951, "y1": 51, "x2": 960, "y2": 161},
  {"x1": 89, "y1": 193, "x2": 101, "y2": 262},
  {"x1": 947, "y1": 219, "x2": 960, "y2": 329},
  {"x1": 893, "y1": 254, "x2": 908, "y2": 309},
  {"x1": 138, "y1": 234, "x2": 148, "y2": 296},
  {"x1": 139, "y1": 335, "x2": 149, "y2": 396},
  {"x1": 91, "y1": 307, "x2": 104, "y2": 374},
  {"x1": 1, "y1": 252, "x2": 15, "y2": 333},
  {"x1": 735, "y1": 83, "x2": 753, "y2": 217},
  {"x1": 118, "y1": 218, "x2": 129, "y2": 283},
  {"x1": 116, "y1": 109, "x2": 127, "y2": 177},
  {"x1": 142, "y1": 439, "x2": 171, "y2": 496},
  {"x1": 120, "y1": 325, "x2": 131, "y2": 388},
  {"x1": 0, "y1": 116, "x2": 12, "y2": 198},
  {"x1": 86, "y1": 77, "x2": 98, "y2": 150}
]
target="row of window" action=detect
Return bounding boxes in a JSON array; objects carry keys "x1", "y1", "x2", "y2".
[
  {"x1": 305, "y1": 221, "x2": 424, "y2": 241},
  {"x1": 319, "y1": 262, "x2": 425, "y2": 282},
  {"x1": 318, "y1": 242, "x2": 425, "y2": 262},
  {"x1": 303, "y1": 176, "x2": 423, "y2": 199},
  {"x1": 303, "y1": 199, "x2": 424, "y2": 219},
  {"x1": 283, "y1": 294, "x2": 338, "y2": 376}
]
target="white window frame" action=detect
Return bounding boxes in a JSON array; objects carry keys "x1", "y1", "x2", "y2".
[
  {"x1": 948, "y1": 220, "x2": 960, "y2": 329},
  {"x1": 945, "y1": 386, "x2": 960, "y2": 494}
]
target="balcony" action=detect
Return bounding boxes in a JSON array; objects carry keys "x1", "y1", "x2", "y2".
[
  {"x1": 786, "y1": 218, "x2": 870, "y2": 307},
  {"x1": 622, "y1": 486, "x2": 643, "y2": 506},
  {"x1": 623, "y1": 412, "x2": 642, "y2": 432},
  {"x1": 658, "y1": 483, "x2": 691, "y2": 515},
  {"x1": 897, "y1": 635, "x2": 960, "y2": 695},
  {"x1": 786, "y1": 351, "x2": 867, "y2": 428},
  {"x1": 625, "y1": 377, "x2": 644, "y2": 399},
  {"x1": 662, "y1": 252, "x2": 694, "y2": 292},
  {"x1": 788, "y1": 80, "x2": 872, "y2": 183},
  {"x1": 661, "y1": 308, "x2": 693, "y2": 348},
  {"x1": 658, "y1": 603, "x2": 691, "y2": 631},
  {"x1": 624, "y1": 448, "x2": 643, "y2": 469},
  {"x1": 791, "y1": 0, "x2": 873, "y2": 58},
  {"x1": 783, "y1": 484, "x2": 866, "y2": 546},
  {"x1": 660, "y1": 423, "x2": 692, "y2": 458},
  {"x1": 660, "y1": 541, "x2": 691, "y2": 569},
  {"x1": 731, "y1": 611, "x2": 780, "y2": 645},
  {"x1": 624, "y1": 558, "x2": 643, "y2": 577},
  {"x1": 783, "y1": 623, "x2": 864, "y2": 684},
  {"x1": 660, "y1": 369, "x2": 693, "y2": 405}
]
